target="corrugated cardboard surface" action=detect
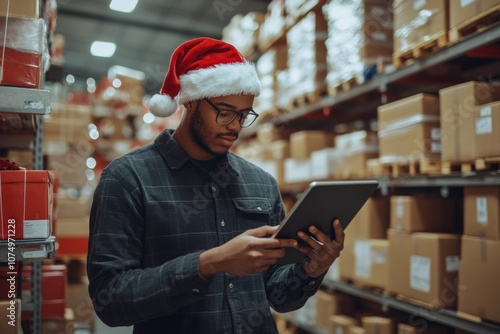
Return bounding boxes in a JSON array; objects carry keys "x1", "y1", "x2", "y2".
[
  {"x1": 439, "y1": 81, "x2": 500, "y2": 162},
  {"x1": 463, "y1": 186, "x2": 500, "y2": 240},
  {"x1": 458, "y1": 235, "x2": 500, "y2": 323}
]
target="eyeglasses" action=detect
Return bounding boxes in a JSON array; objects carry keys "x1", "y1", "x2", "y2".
[{"x1": 204, "y1": 98, "x2": 259, "y2": 128}]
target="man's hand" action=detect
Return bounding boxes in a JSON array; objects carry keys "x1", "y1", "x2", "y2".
[
  {"x1": 296, "y1": 220, "x2": 344, "y2": 278},
  {"x1": 199, "y1": 225, "x2": 297, "y2": 278}
]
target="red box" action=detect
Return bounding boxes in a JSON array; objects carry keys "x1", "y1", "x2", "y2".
[
  {"x1": 0, "y1": 47, "x2": 42, "y2": 88},
  {"x1": 56, "y1": 236, "x2": 88, "y2": 257},
  {"x1": 0, "y1": 170, "x2": 54, "y2": 239},
  {"x1": 0, "y1": 265, "x2": 67, "y2": 319}
]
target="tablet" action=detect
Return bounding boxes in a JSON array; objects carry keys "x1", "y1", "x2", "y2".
[{"x1": 273, "y1": 180, "x2": 379, "y2": 264}]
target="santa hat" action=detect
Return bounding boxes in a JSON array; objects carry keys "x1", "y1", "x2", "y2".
[{"x1": 149, "y1": 37, "x2": 261, "y2": 117}]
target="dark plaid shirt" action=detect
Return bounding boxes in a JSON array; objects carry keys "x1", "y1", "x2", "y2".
[{"x1": 87, "y1": 129, "x2": 324, "y2": 334}]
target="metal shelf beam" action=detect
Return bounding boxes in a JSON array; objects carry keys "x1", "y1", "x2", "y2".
[
  {"x1": 323, "y1": 280, "x2": 500, "y2": 334},
  {"x1": 0, "y1": 87, "x2": 51, "y2": 115}
]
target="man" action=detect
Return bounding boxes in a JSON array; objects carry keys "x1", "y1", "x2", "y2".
[{"x1": 87, "y1": 37, "x2": 344, "y2": 333}]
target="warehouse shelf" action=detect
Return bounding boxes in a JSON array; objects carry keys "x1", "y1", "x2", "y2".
[
  {"x1": 322, "y1": 280, "x2": 500, "y2": 334},
  {"x1": 279, "y1": 172, "x2": 500, "y2": 195},
  {"x1": 242, "y1": 23, "x2": 500, "y2": 140},
  {"x1": 0, "y1": 87, "x2": 52, "y2": 115},
  {"x1": 0, "y1": 236, "x2": 56, "y2": 262}
]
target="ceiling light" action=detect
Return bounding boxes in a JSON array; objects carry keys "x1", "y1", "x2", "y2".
[
  {"x1": 110, "y1": 0, "x2": 138, "y2": 13},
  {"x1": 90, "y1": 41, "x2": 116, "y2": 58}
]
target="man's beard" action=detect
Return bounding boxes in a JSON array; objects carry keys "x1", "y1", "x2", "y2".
[{"x1": 188, "y1": 107, "x2": 235, "y2": 158}]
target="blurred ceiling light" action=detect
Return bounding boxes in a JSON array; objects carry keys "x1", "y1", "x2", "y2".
[
  {"x1": 110, "y1": 0, "x2": 138, "y2": 13},
  {"x1": 91, "y1": 41, "x2": 116, "y2": 58}
]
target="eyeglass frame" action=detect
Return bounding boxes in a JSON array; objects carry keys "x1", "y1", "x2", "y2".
[{"x1": 203, "y1": 98, "x2": 259, "y2": 128}]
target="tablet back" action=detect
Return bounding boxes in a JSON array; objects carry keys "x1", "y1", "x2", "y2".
[{"x1": 274, "y1": 180, "x2": 379, "y2": 264}]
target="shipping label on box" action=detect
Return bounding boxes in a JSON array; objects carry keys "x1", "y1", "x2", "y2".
[
  {"x1": 0, "y1": 170, "x2": 53, "y2": 239},
  {"x1": 464, "y1": 186, "x2": 500, "y2": 240},
  {"x1": 475, "y1": 101, "x2": 500, "y2": 158}
]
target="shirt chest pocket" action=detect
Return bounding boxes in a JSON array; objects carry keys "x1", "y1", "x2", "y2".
[{"x1": 232, "y1": 197, "x2": 272, "y2": 230}]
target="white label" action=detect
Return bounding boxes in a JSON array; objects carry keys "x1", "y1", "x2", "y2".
[
  {"x1": 354, "y1": 241, "x2": 372, "y2": 278},
  {"x1": 431, "y1": 142, "x2": 442, "y2": 153},
  {"x1": 413, "y1": 0, "x2": 426, "y2": 10},
  {"x1": 476, "y1": 197, "x2": 488, "y2": 225},
  {"x1": 446, "y1": 256, "x2": 460, "y2": 272},
  {"x1": 431, "y1": 128, "x2": 441, "y2": 140},
  {"x1": 335, "y1": 327, "x2": 344, "y2": 334},
  {"x1": 476, "y1": 117, "x2": 493, "y2": 134},
  {"x1": 23, "y1": 220, "x2": 50, "y2": 239},
  {"x1": 372, "y1": 32, "x2": 387, "y2": 41},
  {"x1": 480, "y1": 106, "x2": 492, "y2": 117},
  {"x1": 461, "y1": 0, "x2": 475, "y2": 7},
  {"x1": 410, "y1": 255, "x2": 431, "y2": 292},
  {"x1": 396, "y1": 197, "x2": 405, "y2": 218}
]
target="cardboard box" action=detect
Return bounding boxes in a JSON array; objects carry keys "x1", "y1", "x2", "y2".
[
  {"x1": 57, "y1": 196, "x2": 92, "y2": 218},
  {"x1": 284, "y1": 158, "x2": 312, "y2": 184},
  {"x1": 393, "y1": 0, "x2": 448, "y2": 54},
  {"x1": 315, "y1": 290, "x2": 355, "y2": 331},
  {"x1": 0, "y1": 299, "x2": 22, "y2": 334},
  {"x1": 458, "y1": 236, "x2": 500, "y2": 323},
  {"x1": 378, "y1": 94, "x2": 441, "y2": 160},
  {"x1": 0, "y1": 170, "x2": 54, "y2": 239},
  {"x1": 42, "y1": 308, "x2": 75, "y2": 334},
  {"x1": 289, "y1": 130, "x2": 334, "y2": 160},
  {"x1": 350, "y1": 326, "x2": 366, "y2": 334},
  {"x1": 475, "y1": 101, "x2": 500, "y2": 158},
  {"x1": 390, "y1": 196, "x2": 456, "y2": 233},
  {"x1": 66, "y1": 281, "x2": 96, "y2": 331},
  {"x1": 0, "y1": 47, "x2": 42, "y2": 88},
  {"x1": 354, "y1": 239, "x2": 389, "y2": 289},
  {"x1": 350, "y1": 197, "x2": 390, "y2": 239},
  {"x1": 404, "y1": 233, "x2": 461, "y2": 308},
  {"x1": 0, "y1": 0, "x2": 40, "y2": 18},
  {"x1": 397, "y1": 322, "x2": 450, "y2": 334},
  {"x1": 329, "y1": 314, "x2": 359, "y2": 334},
  {"x1": 46, "y1": 149, "x2": 91, "y2": 187},
  {"x1": 387, "y1": 229, "x2": 411, "y2": 296},
  {"x1": 450, "y1": 0, "x2": 500, "y2": 28},
  {"x1": 464, "y1": 186, "x2": 500, "y2": 240},
  {"x1": 339, "y1": 236, "x2": 356, "y2": 281},
  {"x1": 439, "y1": 81, "x2": 500, "y2": 162},
  {"x1": 362, "y1": 316, "x2": 395, "y2": 334}
]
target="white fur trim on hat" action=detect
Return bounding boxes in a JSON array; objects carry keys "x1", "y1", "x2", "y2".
[
  {"x1": 149, "y1": 94, "x2": 178, "y2": 117},
  {"x1": 177, "y1": 62, "x2": 261, "y2": 104}
]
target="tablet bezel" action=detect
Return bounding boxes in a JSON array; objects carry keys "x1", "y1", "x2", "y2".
[{"x1": 272, "y1": 180, "x2": 379, "y2": 264}]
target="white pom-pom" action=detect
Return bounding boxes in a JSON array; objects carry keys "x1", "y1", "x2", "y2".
[{"x1": 149, "y1": 94, "x2": 178, "y2": 117}]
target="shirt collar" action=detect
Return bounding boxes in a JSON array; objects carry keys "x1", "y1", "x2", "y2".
[{"x1": 154, "y1": 129, "x2": 240, "y2": 176}]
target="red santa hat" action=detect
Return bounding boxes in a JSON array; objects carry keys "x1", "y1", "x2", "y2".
[{"x1": 149, "y1": 37, "x2": 261, "y2": 117}]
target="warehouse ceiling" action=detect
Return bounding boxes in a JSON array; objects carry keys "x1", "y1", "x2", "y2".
[{"x1": 54, "y1": 0, "x2": 270, "y2": 96}]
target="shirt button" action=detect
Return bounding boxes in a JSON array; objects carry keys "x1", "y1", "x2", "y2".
[
  {"x1": 228, "y1": 283, "x2": 234, "y2": 289},
  {"x1": 192, "y1": 288, "x2": 200, "y2": 293},
  {"x1": 210, "y1": 185, "x2": 216, "y2": 193},
  {"x1": 257, "y1": 206, "x2": 262, "y2": 211},
  {"x1": 220, "y1": 220, "x2": 225, "y2": 227}
]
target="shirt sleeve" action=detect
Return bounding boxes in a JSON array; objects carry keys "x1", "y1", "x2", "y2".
[
  {"x1": 87, "y1": 168, "x2": 211, "y2": 327},
  {"x1": 263, "y1": 179, "x2": 326, "y2": 313}
]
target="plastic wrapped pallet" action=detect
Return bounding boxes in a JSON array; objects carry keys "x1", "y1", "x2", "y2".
[
  {"x1": 255, "y1": 46, "x2": 287, "y2": 114},
  {"x1": 0, "y1": 17, "x2": 49, "y2": 88},
  {"x1": 222, "y1": 12, "x2": 265, "y2": 57},
  {"x1": 284, "y1": 9, "x2": 328, "y2": 101},
  {"x1": 323, "y1": 0, "x2": 393, "y2": 88},
  {"x1": 258, "y1": 0, "x2": 286, "y2": 52}
]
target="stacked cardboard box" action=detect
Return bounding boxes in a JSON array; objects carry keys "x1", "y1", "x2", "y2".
[
  {"x1": 458, "y1": 186, "x2": 500, "y2": 323},
  {"x1": 323, "y1": 0, "x2": 393, "y2": 88},
  {"x1": 255, "y1": 45, "x2": 288, "y2": 115},
  {"x1": 449, "y1": 0, "x2": 500, "y2": 41},
  {"x1": 222, "y1": 12, "x2": 265, "y2": 57},
  {"x1": 339, "y1": 197, "x2": 390, "y2": 289},
  {"x1": 439, "y1": 81, "x2": 500, "y2": 162},
  {"x1": 257, "y1": 0, "x2": 286, "y2": 52},
  {"x1": 378, "y1": 94, "x2": 441, "y2": 163},
  {"x1": 475, "y1": 101, "x2": 500, "y2": 158},
  {"x1": 387, "y1": 196, "x2": 460, "y2": 309},
  {"x1": 277, "y1": 9, "x2": 328, "y2": 109},
  {"x1": 393, "y1": 0, "x2": 448, "y2": 55}
]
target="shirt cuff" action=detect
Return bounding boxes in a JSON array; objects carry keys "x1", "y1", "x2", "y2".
[
  {"x1": 170, "y1": 251, "x2": 211, "y2": 297},
  {"x1": 293, "y1": 263, "x2": 326, "y2": 291}
]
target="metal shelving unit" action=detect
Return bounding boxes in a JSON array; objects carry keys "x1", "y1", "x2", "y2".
[
  {"x1": 1, "y1": 86, "x2": 53, "y2": 334},
  {"x1": 240, "y1": 23, "x2": 500, "y2": 140},
  {"x1": 323, "y1": 280, "x2": 500, "y2": 334}
]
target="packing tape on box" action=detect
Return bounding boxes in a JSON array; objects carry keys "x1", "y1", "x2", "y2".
[
  {"x1": 0, "y1": 169, "x2": 27, "y2": 238},
  {"x1": 378, "y1": 114, "x2": 440, "y2": 138}
]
